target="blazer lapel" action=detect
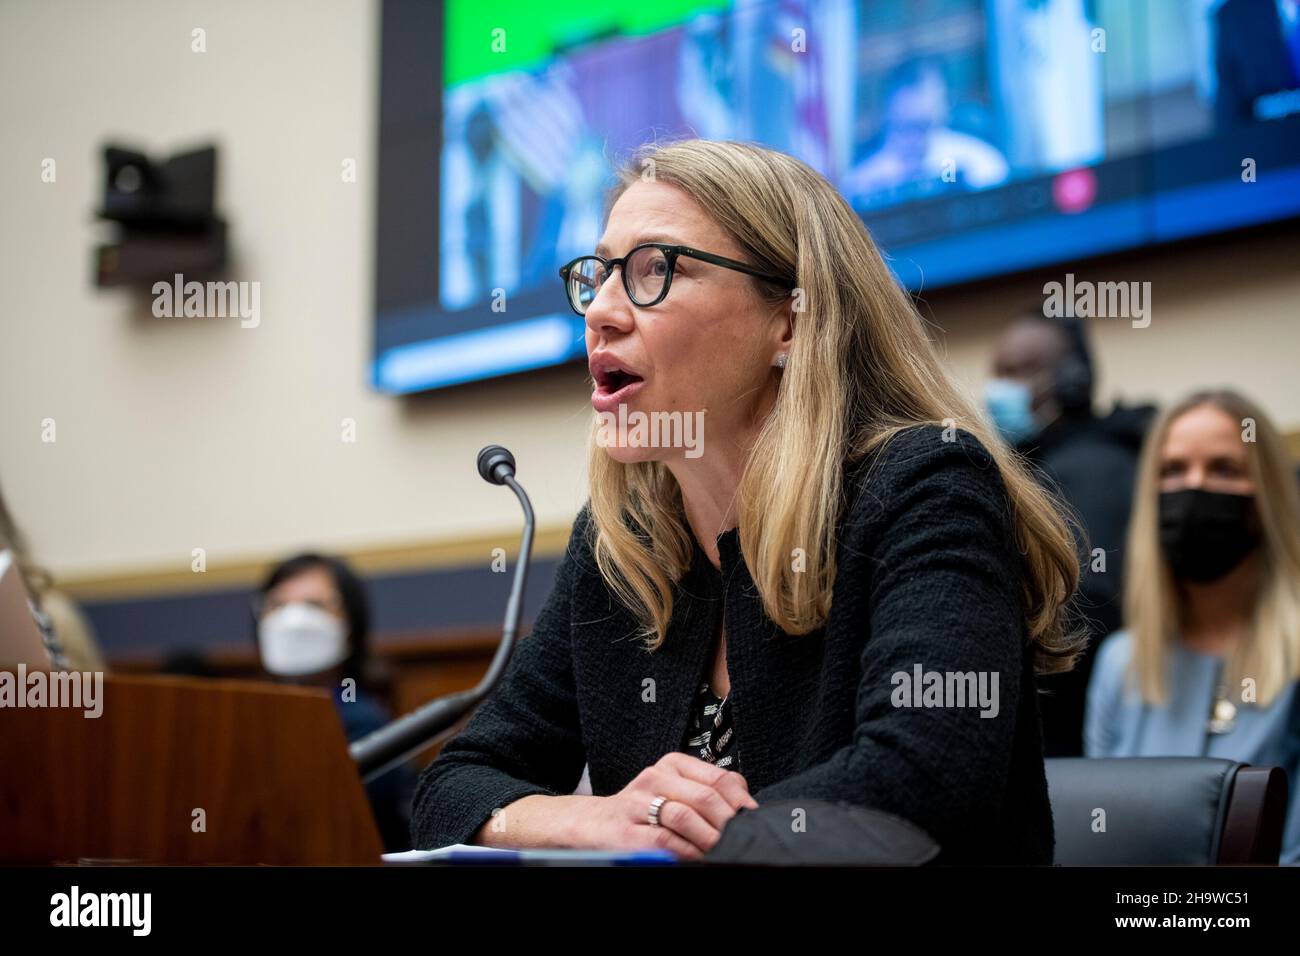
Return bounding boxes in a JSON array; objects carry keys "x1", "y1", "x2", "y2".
[
  {"x1": 646, "y1": 544, "x2": 724, "y2": 762},
  {"x1": 715, "y1": 529, "x2": 826, "y2": 790},
  {"x1": 582, "y1": 541, "x2": 720, "y2": 788}
]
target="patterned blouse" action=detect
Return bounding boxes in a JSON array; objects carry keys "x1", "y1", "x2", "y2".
[{"x1": 681, "y1": 682, "x2": 740, "y2": 771}]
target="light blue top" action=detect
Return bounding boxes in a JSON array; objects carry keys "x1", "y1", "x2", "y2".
[{"x1": 1085, "y1": 630, "x2": 1300, "y2": 865}]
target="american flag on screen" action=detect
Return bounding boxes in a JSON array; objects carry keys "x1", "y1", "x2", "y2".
[
  {"x1": 485, "y1": 65, "x2": 586, "y2": 195},
  {"x1": 768, "y1": 0, "x2": 833, "y2": 176}
]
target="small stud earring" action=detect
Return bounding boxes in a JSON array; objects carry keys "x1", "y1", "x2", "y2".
[{"x1": 775, "y1": 352, "x2": 788, "y2": 369}]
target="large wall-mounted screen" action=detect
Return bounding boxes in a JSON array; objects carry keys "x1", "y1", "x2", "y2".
[{"x1": 374, "y1": 0, "x2": 1300, "y2": 394}]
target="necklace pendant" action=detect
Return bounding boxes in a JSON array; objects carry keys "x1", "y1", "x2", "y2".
[{"x1": 1208, "y1": 698, "x2": 1237, "y2": 735}]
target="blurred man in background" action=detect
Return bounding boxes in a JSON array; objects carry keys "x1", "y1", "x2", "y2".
[
  {"x1": 985, "y1": 312, "x2": 1155, "y2": 755},
  {"x1": 841, "y1": 59, "x2": 1008, "y2": 208}
]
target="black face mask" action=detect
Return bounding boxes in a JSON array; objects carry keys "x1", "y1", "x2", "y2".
[{"x1": 1158, "y1": 488, "x2": 1260, "y2": 583}]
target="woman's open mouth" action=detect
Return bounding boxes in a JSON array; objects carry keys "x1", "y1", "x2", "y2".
[{"x1": 591, "y1": 364, "x2": 646, "y2": 413}]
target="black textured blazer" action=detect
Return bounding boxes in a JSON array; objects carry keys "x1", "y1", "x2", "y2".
[{"x1": 411, "y1": 426, "x2": 1055, "y2": 863}]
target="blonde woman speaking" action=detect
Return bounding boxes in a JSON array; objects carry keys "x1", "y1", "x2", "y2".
[{"x1": 411, "y1": 140, "x2": 1081, "y2": 864}]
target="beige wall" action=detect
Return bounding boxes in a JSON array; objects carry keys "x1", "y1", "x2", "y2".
[{"x1": 2, "y1": 0, "x2": 1298, "y2": 589}]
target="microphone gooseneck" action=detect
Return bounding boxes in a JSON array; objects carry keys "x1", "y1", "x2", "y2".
[{"x1": 350, "y1": 445, "x2": 535, "y2": 782}]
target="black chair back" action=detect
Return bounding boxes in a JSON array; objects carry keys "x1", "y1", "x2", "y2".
[{"x1": 1045, "y1": 757, "x2": 1287, "y2": 864}]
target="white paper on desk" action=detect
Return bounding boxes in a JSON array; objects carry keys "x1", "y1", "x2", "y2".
[
  {"x1": 382, "y1": 844, "x2": 677, "y2": 864},
  {"x1": 382, "y1": 844, "x2": 514, "y2": 862}
]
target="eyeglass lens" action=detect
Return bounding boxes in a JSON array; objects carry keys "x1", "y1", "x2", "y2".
[{"x1": 567, "y1": 246, "x2": 671, "y2": 314}]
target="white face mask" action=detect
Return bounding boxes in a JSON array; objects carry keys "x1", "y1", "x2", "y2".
[{"x1": 257, "y1": 603, "x2": 349, "y2": 677}]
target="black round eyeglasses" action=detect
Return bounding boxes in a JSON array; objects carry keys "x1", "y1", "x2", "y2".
[{"x1": 558, "y1": 242, "x2": 791, "y2": 316}]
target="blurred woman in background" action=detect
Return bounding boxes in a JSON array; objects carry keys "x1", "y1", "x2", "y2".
[
  {"x1": 0, "y1": 477, "x2": 104, "y2": 672},
  {"x1": 1086, "y1": 389, "x2": 1300, "y2": 863},
  {"x1": 255, "y1": 553, "x2": 413, "y2": 851}
]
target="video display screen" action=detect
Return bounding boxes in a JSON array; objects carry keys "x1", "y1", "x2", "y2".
[{"x1": 373, "y1": 0, "x2": 1300, "y2": 394}]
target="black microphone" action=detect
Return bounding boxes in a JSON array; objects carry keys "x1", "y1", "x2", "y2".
[
  {"x1": 477, "y1": 444, "x2": 516, "y2": 485},
  {"x1": 350, "y1": 445, "x2": 536, "y2": 782}
]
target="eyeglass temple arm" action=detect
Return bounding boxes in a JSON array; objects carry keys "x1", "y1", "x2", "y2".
[{"x1": 674, "y1": 246, "x2": 791, "y2": 286}]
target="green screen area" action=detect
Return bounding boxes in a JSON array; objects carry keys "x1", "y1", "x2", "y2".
[{"x1": 445, "y1": 0, "x2": 729, "y2": 88}]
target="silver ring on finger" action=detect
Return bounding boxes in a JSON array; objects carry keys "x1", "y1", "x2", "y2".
[{"x1": 647, "y1": 795, "x2": 668, "y2": 827}]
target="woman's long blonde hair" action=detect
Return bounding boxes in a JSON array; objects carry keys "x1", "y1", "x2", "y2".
[
  {"x1": 1124, "y1": 389, "x2": 1300, "y2": 705},
  {"x1": 586, "y1": 139, "x2": 1081, "y2": 673}
]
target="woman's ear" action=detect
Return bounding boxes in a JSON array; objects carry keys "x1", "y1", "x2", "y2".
[{"x1": 769, "y1": 293, "x2": 796, "y2": 353}]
